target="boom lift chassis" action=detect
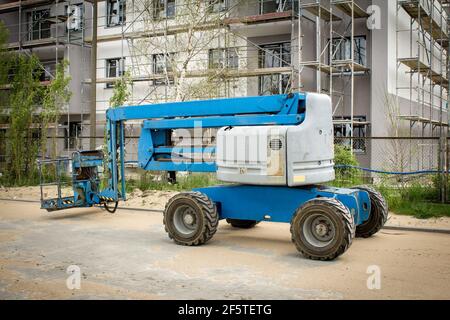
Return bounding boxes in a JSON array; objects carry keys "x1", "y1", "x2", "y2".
[{"x1": 38, "y1": 93, "x2": 387, "y2": 260}]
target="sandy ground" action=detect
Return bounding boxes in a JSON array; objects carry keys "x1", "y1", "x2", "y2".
[
  {"x1": 1, "y1": 185, "x2": 449, "y2": 230},
  {"x1": 0, "y1": 200, "x2": 450, "y2": 299}
]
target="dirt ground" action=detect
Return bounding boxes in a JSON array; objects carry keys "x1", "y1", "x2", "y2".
[{"x1": 1, "y1": 198, "x2": 450, "y2": 299}]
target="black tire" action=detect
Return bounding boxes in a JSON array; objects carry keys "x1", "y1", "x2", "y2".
[
  {"x1": 163, "y1": 192, "x2": 219, "y2": 246},
  {"x1": 352, "y1": 185, "x2": 388, "y2": 238},
  {"x1": 290, "y1": 198, "x2": 355, "y2": 261},
  {"x1": 226, "y1": 219, "x2": 260, "y2": 229}
]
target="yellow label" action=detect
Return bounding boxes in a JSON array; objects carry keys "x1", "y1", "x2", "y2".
[{"x1": 294, "y1": 175, "x2": 306, "y2": 183}]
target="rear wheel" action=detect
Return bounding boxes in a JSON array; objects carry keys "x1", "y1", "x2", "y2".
[
  {"x1": 226, "y1": 219, "x2": 260, "y2": 229},
  {"x1": 290, "y1": 198, "x2": 355, "y2": 261},
  {"x1": 163, "y1": 192, "x2": 218, "y2": 246},
  {"x1": 352, "y1": 186, "x2": 388, "y2": 238}
]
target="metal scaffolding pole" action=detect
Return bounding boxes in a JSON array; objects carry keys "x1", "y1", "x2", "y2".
[{"x1": 90, "y1": 0, "x2": 98, "y2": 149}]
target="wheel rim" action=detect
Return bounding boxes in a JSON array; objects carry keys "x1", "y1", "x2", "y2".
[
  {"x1": 173, "y1": 204, "x2": 199, "y2": 237},
  {"x1": 302, "y1": 213, "x2": 336, "y2": 248}
]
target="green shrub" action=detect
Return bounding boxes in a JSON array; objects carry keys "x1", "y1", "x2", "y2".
[
  {"x1": 333, "y1": 144, "x2": 362, "y2": 186},
  {"x1": 400, "y1": 182, "x2": 437, "y2": 202},
  {"x1": 431, "y1": 174, "x2": 450, "y2": 200}
]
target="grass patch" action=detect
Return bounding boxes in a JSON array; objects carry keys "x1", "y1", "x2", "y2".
[
  {"x1": 377, "y1": 183, "x2": 450, "y2": 219},
  {"x1": 126, "y1": 172, "x2": 220, "y2": 193},
  {"x1": 389, "y1": 202, "x2": 450, "y2": 219},
  {"x1": 0, "y1": 172, "x2": 41, "y2": 187}
]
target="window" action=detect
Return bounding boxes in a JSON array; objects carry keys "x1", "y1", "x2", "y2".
[
  {"x1": 258, "y1": 42, "x2": 291, "y2": 95},
  {"x1": 153, "y1": 53, "x2": 175, "y2": 85},
  {"x1": 27, "y1": 9, "x2": 51, "y2": 40},
  {"x1": 107, "y1": 0, "x2": 126, "y2": 27},
  {"x1": 64, "y1": 122, "x2": 82, "y2": 150},
  {"x1": 153, "y1": 0, "x2": 176, "y2": 19},
  {"x1": 259, "y1": 0, "x2": 295, "y2": 14},
  {"x1": 207, "y1": 0, "x2": 228, "y2": 13},
  {"x1": 39, "y1": 62, "x2": 56, "y2": 82},
  {"x1": 208, "y1": 48, "x2": 238, "y2": 69},
  {"x1": 153, "y1": 53, "x2": 174, "y2": 74},
  {"x1": 259, "y1": 42, "x2": 291, "y2": 68},
  {"x1": 334, "y1": 116, "x2": 367, "y2": 153},
  {"x1": 259, "y1": 74, "x2": 290, "y2": 96},
  {"x1": 330, "y1": 36, "x2": 367, "y2": 66},
  {"x1": 106, "y1": 58, "x2": 125, "y2": 88}
]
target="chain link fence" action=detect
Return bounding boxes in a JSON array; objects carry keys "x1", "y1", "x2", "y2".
[
  {"x1": 334, "y1": 137, "x2": 449, "y2": 202},
  {"x1": 1, "y1": 135, "x2": 449, "y2": 202}
]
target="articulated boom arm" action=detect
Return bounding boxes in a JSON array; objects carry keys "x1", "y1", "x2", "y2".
[{"x1": 105, "y1": 93, "x2": 308, "y2": 199}]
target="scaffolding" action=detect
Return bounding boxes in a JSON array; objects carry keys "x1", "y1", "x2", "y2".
[
  {"x1": 86, "y1": 1, "x2": 370, "y2": 152},
  {"x1": 86, "y1": 0, "x2": 302, "y2": 105},
  {"x1": 77, "y1": 0, "x2": 447, "y2": 155},
  {"x1": 0, "y1": 0, "x2": 92, "y2": 157},
  {"x1": 396, "y1": 0, "x2": 449, "y2": 171},
  {"x1": 396, "y1": 0, "x2": 449, "y2": 134},
  {"x1": 298, "y1": 0, "x2": 370, "y2": 152}
]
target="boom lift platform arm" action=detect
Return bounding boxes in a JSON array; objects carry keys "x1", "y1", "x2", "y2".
[{"x1": 38, "y1": 93, "x2": 388, "y2": 261}]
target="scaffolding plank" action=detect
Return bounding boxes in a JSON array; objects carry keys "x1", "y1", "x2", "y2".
[
  {"x1": 6, "y1": 37, "x2": 67, "y2": 49},
  {"x1": 332, "y1": 60, "x2": 370, "y2": 72},
  {"x1": 300, "y1": 62, "x2": 339, "y2": 74},
  {"x1": 430, "y1": 73, "x2": 449, "y2": 89},
  {"x1": 89, "y1": 22, "x2": 221, "y2": 43},
  {"x1": 46, "y1": 16, "x2": 68, "y2": 23},
  {"x1": 210, "y1": 67, "x2": 293, "y2": 77},
  {"x1": 332, "y1": 1, "x2": 370, "y2": 18},
  {"x1": 399, "y1": 58, "x2": 449, "y2": 89},
  {"x1": 333, "y1": 120, "x2": 371, "y2": 126},
  {"x1": 226, "y1": 11, "x2": 293, "y2": 25},
  {"x1": 301, "y1": 3, "x2": 342, "y2": 22},
  {"x1": 398, "y1": 57, "x2": 430, "y2": 71},
  {"x1": 398, "y1": 115, "x2": 449, "y2": 126},
  {"x1": 400, "y1": 0, "x2": 449, "y2": 42}
]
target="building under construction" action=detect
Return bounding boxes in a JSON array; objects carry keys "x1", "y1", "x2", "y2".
[
  {"x1": 0, "y1": 0, "x2": 92, "y2": 156},
  {"x1": 0, "y1": 0, "x2": 449, "y2": 170}
]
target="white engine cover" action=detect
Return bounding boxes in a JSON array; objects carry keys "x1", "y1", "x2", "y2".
[{"x1": 216, "y1": 93, "x2": 335, "y2": 186}]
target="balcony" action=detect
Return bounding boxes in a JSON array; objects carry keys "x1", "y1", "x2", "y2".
[{"x1": 226, "y1": 1, "x2": 295, "y2": 37}]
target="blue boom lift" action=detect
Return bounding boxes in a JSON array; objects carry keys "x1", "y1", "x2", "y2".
[{"x1": 38, "y1": 92, "x2": 387, "y2": 260}]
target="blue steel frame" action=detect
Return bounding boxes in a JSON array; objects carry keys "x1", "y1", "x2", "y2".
[
  {"x1": 101, "y1": 119, "x2": 127, "y2": 202},
  {"x1": 194, "y1": 185, "x2": 370, "y2": 225},
  {"x1": 39, "y1": 151, "x2": 107, "y2": 211}
]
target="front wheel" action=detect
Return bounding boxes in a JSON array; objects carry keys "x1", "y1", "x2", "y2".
[
  {"x1": 290, "y1": 198, "x2": 355, "y2": 261},
  {"x1": 163, "y1": 192, "x2": 219, "y2": 246},
  {"x1": 352, "y1": 186, "x2": 388, "y2": 238}
]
